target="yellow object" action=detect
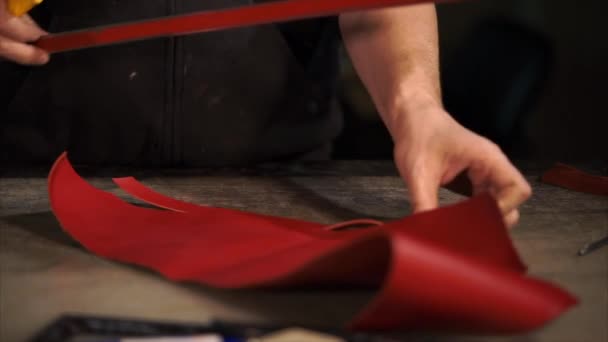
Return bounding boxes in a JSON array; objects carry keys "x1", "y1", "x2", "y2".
[{"x1": 6, "y1": 0, "x2": 44, "y2": 16}]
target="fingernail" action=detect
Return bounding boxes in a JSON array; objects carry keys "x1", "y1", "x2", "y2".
[{"x1": 36, "y1": 52, "x2": 50, "y2": 64}]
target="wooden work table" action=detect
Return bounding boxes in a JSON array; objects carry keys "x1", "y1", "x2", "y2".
[{"x1": 1, "y1": 161, "x2": 606, "y2": 341}]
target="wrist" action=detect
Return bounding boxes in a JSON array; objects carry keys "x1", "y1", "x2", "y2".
[{"x1": 382, "y1": 77, "x2": 445, "y2": 140}]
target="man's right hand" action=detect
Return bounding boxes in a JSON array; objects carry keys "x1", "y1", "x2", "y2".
[{"x1": 0, "y1": 0, "x2": 49, "y2": 65}]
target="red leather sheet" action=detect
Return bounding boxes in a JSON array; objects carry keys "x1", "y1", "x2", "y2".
[
  {"x1": 49, "y1": 153, "x2": 576, "y2": 334},
  {"x1": 36, "y1": 0, "x2": 452, "y2": 53},
  {"x1": 541, "y1": 163, "x2": 608, "y2": 196}
]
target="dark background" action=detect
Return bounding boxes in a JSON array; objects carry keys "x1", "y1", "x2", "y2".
[{"x1": 334, "y1": 0, "x2": 608, "y2": 163}]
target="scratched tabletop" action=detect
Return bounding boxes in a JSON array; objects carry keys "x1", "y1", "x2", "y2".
[{"x1": 1, "y1": 161, "x2": 606, "y2": 342}]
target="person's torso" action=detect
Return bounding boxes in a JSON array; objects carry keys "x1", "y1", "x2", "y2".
[{"x1": 1, "y1": 0, "x2": 343, "y2": 166}]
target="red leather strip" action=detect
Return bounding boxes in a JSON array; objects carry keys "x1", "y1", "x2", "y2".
[
  {"x1": 36, "y1": 0, "x2": 450, "y2": 53},
  {"x1": 113, "y1": 176, "x2": 337, "y2": 238},
  {"x1": 48, "y1": 152, "x2": 576, "y2": 333},
  {"x1": 541, "y1": 163, "x2": 608, "y2": 196}
]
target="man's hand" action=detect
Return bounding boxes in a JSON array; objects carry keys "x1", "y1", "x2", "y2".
[
  {"x1": 340, "y1": 6, "x2": 532, "y2": 227},
  {"x1": 0, "y1": 0, "x2": 49, "y2": 64},
  {"x1": 391, "y1": 93, "x2": 531, "y2": 228}
]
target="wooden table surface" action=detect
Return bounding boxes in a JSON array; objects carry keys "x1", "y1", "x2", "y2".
[{"x1": 1, "y1": 161, "x2": 606, "y2": 342}]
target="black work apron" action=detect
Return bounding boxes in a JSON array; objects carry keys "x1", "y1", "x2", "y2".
[{"x1": 0, "y1": 0, "x2": 343, "y2": 166}]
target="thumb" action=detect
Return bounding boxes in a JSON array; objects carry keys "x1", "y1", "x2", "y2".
[{"x1": 407, "y1": 168, "x2": 440, "y2": 214}]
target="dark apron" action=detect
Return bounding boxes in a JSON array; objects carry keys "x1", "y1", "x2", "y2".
[{"x1": 0, "y1": 0, "x2": 343, "y2": 166}]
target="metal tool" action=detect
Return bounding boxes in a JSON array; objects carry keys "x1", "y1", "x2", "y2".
[{"x1": 578, "y1": 235, "x2": 608, "y2": 256}]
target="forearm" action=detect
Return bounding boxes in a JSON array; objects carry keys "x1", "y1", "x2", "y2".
[{"x1": 339, "y1": 5, "x2": 441, "y2": 138}]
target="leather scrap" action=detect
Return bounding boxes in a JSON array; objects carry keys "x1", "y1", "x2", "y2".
[
  {"x1": 48, "y1": 152, "x2": 577, "y2": 334},
  {"x1": 36, "y1": 0, "x2": 453, "y2": 53},
  {"x1": 541, "y1": 163, "x2": 608, "y2": 196}
]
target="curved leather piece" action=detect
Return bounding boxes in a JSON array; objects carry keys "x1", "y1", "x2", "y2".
[
  {"x1": 48, "y1": 152, "x2": 577, "y2": 334},
  {"x1": 542, "y1": 163, "x2": 608, "y2": 196}
]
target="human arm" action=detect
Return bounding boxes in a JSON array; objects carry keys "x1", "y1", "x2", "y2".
[{"x1": 339, "y1": 5, "x2": 531, "y2": 227}]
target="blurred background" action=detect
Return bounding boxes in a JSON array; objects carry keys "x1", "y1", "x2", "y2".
[{"x1": 334, "y1": 0, "x2": 608, "y2": 163}]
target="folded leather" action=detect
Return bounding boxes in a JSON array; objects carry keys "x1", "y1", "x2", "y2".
[{"x1": 48, "y1": 152, "x2": 577, "y2": 334}]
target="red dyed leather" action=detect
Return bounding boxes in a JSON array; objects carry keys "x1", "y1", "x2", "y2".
[
  {"x1": 49, "y1": 153, "x2": 576, "y2": 333},
  {"x1": 36, "y1": 0, "x2": 452, "y2": 53},
  {"x1": 542, "y1": 163, "x2": 608, "y2": 196}
]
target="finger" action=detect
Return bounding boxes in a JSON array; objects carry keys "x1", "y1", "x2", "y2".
[
  {"x1": 0, "y1": 2, "x2": 10, "y2": 23},
  {"x1": 404, "y1": 164, "x2": 441, "y2": 213},
  {"x1": 469, "y1": 152, "x2": 531, "y2": 215},
  {"x1": 0, "y1": 15, "x2": 46, "y2": 42},
  {"x1": 491, "y1": 161, "x2": 532, "y2": 215},
  {"x1": 21, "y1": 14, "x2": 44, "y2": 29},
  {"x1": 473, "y1": 183, "x2": 490, "y2": 197},
  {"x1": 0, "y1": 35, "x2": 49, "y2": 64},
  {"x1": 504, "y1": 209, "x2": 520, "y2": 229}
]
